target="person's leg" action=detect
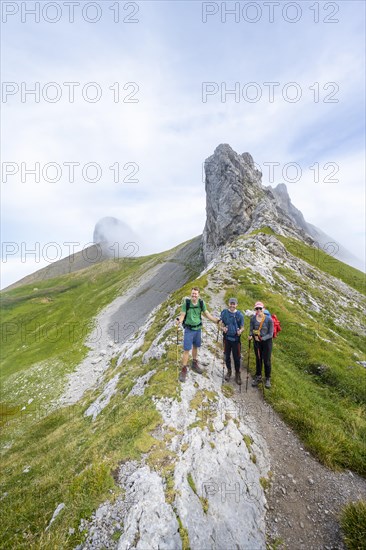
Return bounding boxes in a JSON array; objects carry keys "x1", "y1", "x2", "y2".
[
  {"x1": 233, "y1": 340, "x2": 242, "y2": 384},
  {"x1": 262, "y1": 339, "x2": 272, "y2": 379},
  {"x1": 180, "y1": 329, "x2": 194, "y2": 381},
  {"x1": 254, "y1": 341, "x2": 262, "y2": 377},
  {"x1": 191, "y1": 330, "x2": 204, "y2": 374},
  {"x1": 224, "y1": 339, "x2": 232, "y2": 380},
  {"x1": 232, "y1": 341, "x2": 241, "y2": 372},
  {"x1": 192, "y1": 329, "x2": 202, "y2": 362},
  {"x1": 224, "y1": 339, "x2": 232, "y2": 370},
  {"x1": 182, "y1": 329, "x2": 193, "y2": 363},
  {"x1": 252, "y1": 340, "x2": 263, "y2": 386}
]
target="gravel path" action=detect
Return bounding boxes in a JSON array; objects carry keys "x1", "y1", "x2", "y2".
[
  {"x1": 58, "y1": 237, "x2": 203, "y2": 406},
  {"x1": 227, "y1": 373, "x2": 366, "y2": 549}
]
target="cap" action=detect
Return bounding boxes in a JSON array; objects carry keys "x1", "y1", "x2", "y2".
[
  {"x1": 229, "y1": 297, "x2": 238, "y2": 304},
  {"x1": 254, "y1": 301, "x2": 264, "y2": 309}
]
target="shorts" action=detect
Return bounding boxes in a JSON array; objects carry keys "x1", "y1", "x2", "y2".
[{"x1": 183, "y1": 327, "x2": 202, "y2": 351}]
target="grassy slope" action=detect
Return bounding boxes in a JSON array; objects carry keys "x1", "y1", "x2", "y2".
[
  {"x1": 0, "y1": 232, "x2": 365, "y2": 548},
  {"x1": 227, "y1": 233, "x2": 366, "y2": 475},
  {"x1": 251, "y1": 227, "x2": 365, "y2": 295},
  {"x1": 0, "y1": 246, "x2": 186, "y2": 411},
  {"x1": 0, "y1": 269, "x2": 209, "y2": 549}
]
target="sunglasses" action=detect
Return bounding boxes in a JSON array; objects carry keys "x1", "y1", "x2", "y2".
[{"x1": 255, "y1": 307, "x2": 263, "y2": 310}]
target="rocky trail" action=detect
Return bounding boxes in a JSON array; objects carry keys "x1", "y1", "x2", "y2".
[
  {"x1": 207, "y1": 276, "x2": 366, "y2": 549},
  {"x1": 70, "y1": 257, "x2": 366, "y2": 549},
  {"x1": 57, "y1": 237, "x2": 202, "y2": 407},
  {"x1": 229, "y1": 372, "x2": 366, "y2": 549},
  {"x1": 54, "y1": 215, "x2": 366, "y2": 549}
]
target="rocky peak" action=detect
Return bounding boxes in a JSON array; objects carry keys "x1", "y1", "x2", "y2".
[
  {"x1": 202, "y1": 145, "x2": 311, "y2": 264},
  {"x1": 202, "y1": 144, "x2": 263, "y2": 263},
  {"x1": 269, "y1": 183, "x2": 308, "y2": 233}
]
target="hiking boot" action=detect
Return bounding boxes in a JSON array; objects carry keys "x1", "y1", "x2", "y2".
[
  {"x1": 224, "y1": 369, "x2": 232, "y2": 382},
  {"x1": 179, "y1": 366, "x2": 188, "y2": 382},
  {"x1": 265, "y1": 378, "x2": 271, "y2": 389},
  {"x1": 235, "y1": 371, "x2": 242, "y2": 385},
  {"x1": 251, "y1": 375, "x2": 262, "y2": 387},
  {"x1": 191, "y1": 360, "x2": 204, "y2": 374}
]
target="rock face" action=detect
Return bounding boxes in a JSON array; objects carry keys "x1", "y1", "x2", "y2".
[
  {"x1": 200, "y1": 146, "x2": 308, "y2": 265},
  {"x1": 202, "y1": 144, "x2": 263, "y2": 263},
  {"x1": 202, "y1": 144, "x2": 312, "y2": 265},
  {"x1": 202, "y1": 144, "x2": 363, "y2": 270},
  {"x1": 270, "y1": 183, "x2": 364, "y2": 271}
]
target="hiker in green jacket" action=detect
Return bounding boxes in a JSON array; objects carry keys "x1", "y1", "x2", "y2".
[{"x1": 176, "y1": 287, "x2": 220, "y2": 382}]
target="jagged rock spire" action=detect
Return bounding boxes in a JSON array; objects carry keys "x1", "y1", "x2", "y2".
[
  {"x1": 202, "y1": 144, "x2": 312, "y2": 264},
  {"x1": 202, "y1": 144, "x2": 263, "y2": 263}
]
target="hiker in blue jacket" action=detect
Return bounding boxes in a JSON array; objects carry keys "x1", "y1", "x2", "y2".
[
  {"x1": 220, "y1": 298, "x2": 245, "y2": 385},
  {"x1": 249, "y1": 301, "x2": 273, "y2": 388}
]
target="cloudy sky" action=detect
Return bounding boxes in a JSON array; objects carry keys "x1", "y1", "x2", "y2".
[{"x1": 1, "y1": 0, "x2": 365, "y2": 288}]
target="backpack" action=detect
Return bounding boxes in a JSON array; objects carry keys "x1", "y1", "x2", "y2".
[
  {"x1": 271, "y1": 314, "x2": 282, "y2": 338},
  {"x1": 183, "y1": 298, "x2": 204, "y2": 328},
  {"x1": 264, "y1": 309, "x2": 282, "y2": 338}
]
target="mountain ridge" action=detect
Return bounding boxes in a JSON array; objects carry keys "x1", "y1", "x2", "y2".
[
  {"x1": 1, "y1": 145, "x2": 365, "y2": 549},
  {"x1": 3, "y1": 144, "x2": 363, "y2": 292}
]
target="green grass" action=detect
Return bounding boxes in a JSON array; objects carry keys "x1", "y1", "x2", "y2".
[
  {"x1": 246, "y1": 228, "x2": 365, "y2": 294},
  {"x1": 0, "y1": 239, "x2": 202, "y2": 416},
  {"x1": 230, "y1": 267, "x2": 366, "y2": 474},
  {"x1": 0, "y1": 348, "x2": 179, "y2": 549},
  {"x1": 0, "y1": 241, "x2": 204, "y2": 548},
  {"x1": 187, "y1": 472, "x2": 209, "y2": 514},
  {"x1": 0, "y1": 254, "x2": 162, "y2": 381},
  {"x1": 1, "y1": 230, "x2": 365, "y2": 548},
  {"x1": 249, "y1": 226, "x2": 276, "y2": 236},
  {"x1": 340, "y1": 500, "x2": 366, "y2": 550},
  {"x1": 277, "y1": 235, "x2": 365, "y2": 295}
]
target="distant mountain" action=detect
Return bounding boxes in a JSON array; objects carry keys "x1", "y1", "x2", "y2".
[{"x1": 269, "y1": 182, "x2": 364, "y2": 272}]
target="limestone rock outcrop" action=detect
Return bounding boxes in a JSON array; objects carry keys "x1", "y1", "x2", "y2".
[
  {"x1": 202, "y1": 144, "x2": 363, "y2": 270},
  {"x1": 202, "y1": 144, "x2": 311, "y2": 265}
]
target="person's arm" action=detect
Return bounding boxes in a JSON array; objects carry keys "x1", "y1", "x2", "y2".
[
  {"x1": 219, "y1": 310, "x2": 227, "y2": 333},
  {"x1": 176, "y1": 311, "x2": 185, "y2": 325},
  {"x1": 237, "y1": 313, "x2": 244, "y2": 335},
  {"x1": 176, "y1": 301, "x2": 187, "y2": 326},
  {"x1": 203, "y1": 309, "x2": 220, "y2": 324},
  {"x1": 261, "y1": 316, "x2": 274, "y2": 341}
]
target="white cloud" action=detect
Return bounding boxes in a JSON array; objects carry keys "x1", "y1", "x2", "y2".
[{"x1": 1, "y1": 1, "x2": 365, "y2": 288}]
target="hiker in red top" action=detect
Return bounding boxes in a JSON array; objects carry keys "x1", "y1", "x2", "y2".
[{"x1": 249, "y1": 301, "x2": 273, "y2": 388}]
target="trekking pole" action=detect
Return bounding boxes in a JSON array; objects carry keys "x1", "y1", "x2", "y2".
[
  {"x1": 175, "y1": 318, "x2": 180, "y2": 381},
  {"x1": 239, "y1": 341, "x2": 242, "y2": 394},
  {"x1": 222, "y1": 336, "x2": 225, "y2": 385},
  {"x1": 256, "y1": 345, "x2": 265, "y2": 399},
  {"x1": 246, "y1": 339, "x2": 251, "y2": 392},
  {"x1": 213, "y1": 323, "x2": 219, "y2": 374}
]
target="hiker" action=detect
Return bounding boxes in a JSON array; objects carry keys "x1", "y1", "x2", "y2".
[
  {"x1": 220, "y1": 298, "x2": 245, "y2": 385},
  {"x1": 249, "y1": 301, "x2": 273, "y2": 388},
  {"x1": 176, "y1": 287, "x2": 220, "y2": 382}
]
